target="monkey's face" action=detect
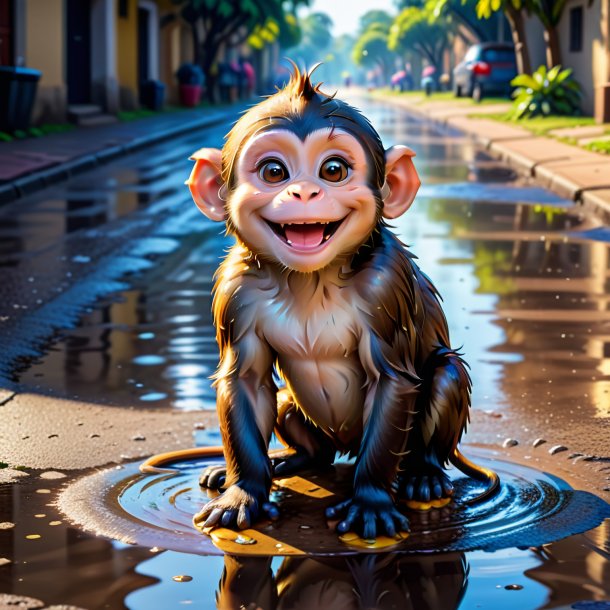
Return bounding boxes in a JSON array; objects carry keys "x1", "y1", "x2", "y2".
[{"x1": 227, "y1": 128, "x2": 377, "y2": 273}]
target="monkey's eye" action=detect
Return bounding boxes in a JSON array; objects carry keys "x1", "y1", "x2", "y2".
[
  {"x1": 258, "y1": 159, "x2": 289, "y2": 184},
  {"x1": 319, "y1": 157, "x2": 350, "y2": 183}
]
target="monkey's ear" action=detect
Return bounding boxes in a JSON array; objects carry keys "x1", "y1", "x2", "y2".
[
  {"x1": 382, "y1": 145, "x2": 421, "y2": 219},
  {"x1": 186, "y1": 148, "x2": 226, "y2": 222}
]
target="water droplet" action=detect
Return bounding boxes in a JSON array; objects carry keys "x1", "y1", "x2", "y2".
[
  {"x1": 504, "y1": 584, "x2": 523, "y2": 590},
  {"x1": 172, "y1": 575, "x2": 193, "y2": 582},
  {"x1": 48, "y1": 434, "x2": 58, "y2": 439},
  {"x1": 0, "y1": 522, "x2": 15, "y2": 530},
  {"x1": 138, "y1": 332, "x2": 155, "y2": 340},
  {"x1": 0, "y1": 558, "x2": 10, "y2": 566},
  {"x1": 549, "y1": 445, "x2": 568, "y2": 455},
  {"x1": 132, "y1": 435, "x2": 146, "y2": 442},
  {"x1": 71, "y1": 254, "x2": 91, "y2": 263},
  {"x1": 89, "y1": 433, "x2": 100, "y2": 439},
  {"x1": 503, "y1": 438, "x2": 518, "y2": 448},
  {"x1": 149, "y1": 546, "x2": 163, "y2": 553},
  {"x1": 26, "y1": 534, "x2": 41, "y2": 540},
  {"x1": 49, "y1": 521, "x2": 62, "y2": 526},
  {"x1": 40, "y1": 471, "x2": 66, "y2": 480},
  {"x1": 533, "y1": 438, "x2": 546, "y2": 448},
  {"x1": 299, "y1": 525, "x2": 312, "y2": 529},
  {"x1": 34, "y1": 514, "x2": 46, "y2": 519},
  {"x1": 36, "y1": 489, "x2": 51, "y2": 494},
  {"x1": 235, "y1": 534, "x2": 256, "y2": 545}
]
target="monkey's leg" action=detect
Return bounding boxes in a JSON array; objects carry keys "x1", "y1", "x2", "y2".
[
  {"x1": 272, "y1": 388, "x2": 336, "y2": 476},
  {"x1": 200, "y1": 389, "x2": 335, "y2": 489},
  {"x1": 398, "y1": 347, "x2": 470, "y2": 504}
]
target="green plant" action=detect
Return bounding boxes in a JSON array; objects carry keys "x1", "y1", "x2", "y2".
[{"x1": 509, "y1": 65, "x2": 581, "y2": 119}]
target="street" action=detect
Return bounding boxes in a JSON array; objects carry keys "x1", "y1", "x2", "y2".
[{"x1": 1, "y1": 95, "x2": 610, "y2": 608}]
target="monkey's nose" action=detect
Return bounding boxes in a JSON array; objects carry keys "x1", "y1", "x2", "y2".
[{"x1": 287, "y1": 184, "x2": 321, "y2": 203}]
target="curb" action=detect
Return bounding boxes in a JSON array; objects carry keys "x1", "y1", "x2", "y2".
[
  {"x1": 0, "y1": 107, "x2": 240, "y2": 206},
  {"x1": 371, "y1": 93, "x2": 610, "y2": 224}
]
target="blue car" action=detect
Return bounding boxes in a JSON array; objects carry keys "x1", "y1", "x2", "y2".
[{"x1": 453, "y1": 43, "x2": 517, "y2": 102}]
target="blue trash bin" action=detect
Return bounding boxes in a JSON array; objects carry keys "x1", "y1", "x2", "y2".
[{"x1": 0, "y1": 66, "x2": 42, "y2": 132}]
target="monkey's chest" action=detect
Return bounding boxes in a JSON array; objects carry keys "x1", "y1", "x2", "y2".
[{"x1": 263, "y1": 306, "x2": 367, "y2": 443}]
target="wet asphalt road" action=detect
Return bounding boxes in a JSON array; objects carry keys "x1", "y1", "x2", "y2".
[{"x1": 1, "y1": 94, "x2": 610, "y2": 609}]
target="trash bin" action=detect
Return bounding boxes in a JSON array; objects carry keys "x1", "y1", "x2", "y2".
[
  {"x1": 0, "y1": 66, "x2": 42, "y2": 132},
  {"x1": 140, "y1": 80, "x2": 166, "y2": 111}
]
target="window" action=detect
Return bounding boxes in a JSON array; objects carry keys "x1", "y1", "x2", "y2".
[{"x1": 569, "y1": 6, "x2": 583, "y2": 53}]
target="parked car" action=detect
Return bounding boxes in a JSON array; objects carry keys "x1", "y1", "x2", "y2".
[{"x1": 453, "y1": 43, "x2": 517, "y2": 102}]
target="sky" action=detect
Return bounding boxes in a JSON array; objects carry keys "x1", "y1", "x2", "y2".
[{"x1": 302, "y1": 0, "x2": 396, "y2": 37}]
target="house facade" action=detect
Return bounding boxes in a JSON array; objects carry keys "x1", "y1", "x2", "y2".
[{"x1": 0, "y1": 0, "x2": 277, "y2": 126}]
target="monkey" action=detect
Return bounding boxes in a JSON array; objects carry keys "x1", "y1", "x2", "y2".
[{"x1": 186, "y1": 66, "x2": 498, "y2": 540}]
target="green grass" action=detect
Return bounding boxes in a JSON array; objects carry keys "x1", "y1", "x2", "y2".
[
  {"x1": 376, "y1": 88, "x2": 509, "y2": 106},
  {"x1": 472, "y1": 112, "x2": 598, "y2": 136},
  {"x1": 585, "y1": 139, "x2": 610, "y2": 154},
  {"x1": 0, "y1": 123, "x2": 75, "y2": 143}
]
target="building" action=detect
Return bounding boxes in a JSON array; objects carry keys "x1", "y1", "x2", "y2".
[{"x1": 0, "y1": 0, "x2": 277, "y2": 127}]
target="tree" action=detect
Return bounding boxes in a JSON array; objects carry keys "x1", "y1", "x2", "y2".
[
  {"x1": 287, "y1": 12, "x2": 334, "y2": 67},
  {"x1": 172, "y1": 0, "x2": 310, "y2": 99},
  {"x1": 352, "y1": 22, "x2": 397, "y2": 84},
  {"x1": 426, "y1": 0, "x2": 504, "y2": 44},
  {"x1": 475, "y1": 0, "x2": 531, "y2": 73},
  {"x1": 528, "y1": 0, "x2": 567, "y2": 68},
  {"x1": 388, "y1": 7, "x2": 454, "y2": 72}
]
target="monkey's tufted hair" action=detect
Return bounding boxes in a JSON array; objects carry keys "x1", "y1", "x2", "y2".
[{"x1": 221, "y1": 63, "x2": 387, "y2": 196}]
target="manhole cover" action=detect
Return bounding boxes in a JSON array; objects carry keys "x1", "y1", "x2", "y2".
[{"x1": 58, "y1": 446, "x2": 610, "y2": 556}]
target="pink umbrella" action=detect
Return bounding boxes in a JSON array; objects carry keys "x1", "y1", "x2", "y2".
[
  {"x1": 391, "y1": 70, "x2": 407, "y2": 85},
  {"x1": 422, "y1": 66, "x2": 436, "y2": 77},
  {"x1": 242, "y1": 61, "x2": 255, "y2": 89}
]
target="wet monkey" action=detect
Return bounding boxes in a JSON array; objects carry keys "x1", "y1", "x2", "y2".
[{"x1": 187, "y1": 67, "x2": 498, "y2": 539}]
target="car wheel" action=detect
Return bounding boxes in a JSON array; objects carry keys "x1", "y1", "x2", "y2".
[
  {"x1": 473, "y1": 83, "x2": 484, "y2": 103},
  {"x1": 453, "y1": 82, "x2": 462, "y2": 98}
]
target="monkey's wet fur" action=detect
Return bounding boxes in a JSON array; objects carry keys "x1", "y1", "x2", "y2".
[{"x1": 187, "y1": 65, "x2": 499, "y2": 540}]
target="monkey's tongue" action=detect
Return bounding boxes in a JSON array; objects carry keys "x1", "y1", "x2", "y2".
[{"x1": 284, "y1": 224, "x2": 325, "y2": 248}]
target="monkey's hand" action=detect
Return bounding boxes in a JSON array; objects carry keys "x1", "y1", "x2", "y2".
[
  {"x1": 193, "y1": 484, "x2": 280, "y2": 531},
  {"x1": 325, "y1": 485, "x2": 410, "y2": 539}
]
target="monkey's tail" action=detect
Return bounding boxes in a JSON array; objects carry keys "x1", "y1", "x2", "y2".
[{"x1": 449, "y1": 447, "x2": 500, "y2": 506}]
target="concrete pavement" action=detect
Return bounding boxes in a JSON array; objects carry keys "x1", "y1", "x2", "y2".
[
  {"x1": 373, "y1": 91, "x2": 610, "y2": 222},
  {"x1": 0, "y1": 103, "x2": 240, "y2": 205}
]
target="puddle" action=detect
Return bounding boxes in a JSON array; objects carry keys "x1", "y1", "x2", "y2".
[{"x1": 57, "y1": 447, "x2": 610, "y2": 556}]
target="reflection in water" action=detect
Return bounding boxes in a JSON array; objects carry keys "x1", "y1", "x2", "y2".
[{"x1": 214, "y1": 553, "x2": 468, "y2": 610}]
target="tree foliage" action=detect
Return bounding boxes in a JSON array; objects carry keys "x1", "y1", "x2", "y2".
[
  {"x1": 284, "y1": 12, "x2": 333, "y2": 68},
  {"x1": 388, "y1": 7, "x2": 454, "y2": 70}
]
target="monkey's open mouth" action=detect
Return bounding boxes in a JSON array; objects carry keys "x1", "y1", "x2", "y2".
[{"x1": 264, "y1": 218, "x2": 346, "y2": 250}]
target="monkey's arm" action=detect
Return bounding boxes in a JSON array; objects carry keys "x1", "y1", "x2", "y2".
[
  {"x1": 193, "y1": 326, "x2": 279, "y2": 531},
  {"x1": 326, "y1": 332, "x2": 417, "y2": 539}
]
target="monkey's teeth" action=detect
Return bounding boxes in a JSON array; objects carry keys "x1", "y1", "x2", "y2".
[{"x1": 287, "y1": 239, "x2": 293, "y2": 245}]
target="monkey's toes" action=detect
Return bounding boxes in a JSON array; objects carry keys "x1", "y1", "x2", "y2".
[
  {"x1": 325, "y1": 496, "x2": 410, "y2": 539},
  {"x1": 400, "y1": 469, "x2": 454, "y2": 503},
  {"x1": 199, "y1": 465, "x2": 226, "y2": 490}
]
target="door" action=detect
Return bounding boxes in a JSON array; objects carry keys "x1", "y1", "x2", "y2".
[
  {"x1": 67, "y1": 0, "x2": 91, "y2": 104},
  {"x1": 0, "y1": 0, "x2": 13, "y2": 66}
]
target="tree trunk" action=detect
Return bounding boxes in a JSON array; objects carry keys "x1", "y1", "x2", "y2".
[
  {"x1": 505, "y1": 5, "x2": 532, "y2": 74},
  {"x1": 543, "y1": 26, "x2": 562, "y2": 68},
  {"x1": 191, "y1": 23, "x2": 201, "y2": 65}
]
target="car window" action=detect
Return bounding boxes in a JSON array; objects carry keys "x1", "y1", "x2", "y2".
[{"x1": 482, "y1": 48, "x2": 516, "y2": 63}]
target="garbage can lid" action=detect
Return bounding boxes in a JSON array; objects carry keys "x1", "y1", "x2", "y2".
[{"x1": 0, "y1": 66, "x2": 43, "y2": 80}]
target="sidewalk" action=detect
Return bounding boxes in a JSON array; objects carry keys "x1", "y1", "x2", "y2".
[
  {"x1": 371, "y1": 91, "x2": 610, "y2": 223},
  {"x1": 0, "y1": 104, "x2": 239, "y2": 205}
]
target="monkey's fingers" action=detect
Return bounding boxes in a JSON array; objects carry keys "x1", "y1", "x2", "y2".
[
  {"x1": 324, "y1": 499, "x2": 351, "y2": 520},
  {"x1": 336, "y1": 504, "x2": 361, "y2": 534}
]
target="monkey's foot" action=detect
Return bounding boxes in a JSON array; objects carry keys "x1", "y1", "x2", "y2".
[
  {"x1": 271, "y1": 449, "x2": 332, "y2": 478},
  {"x1": 199, "y1": 465, "x2": 226, "y2": 490},
  {"x1": 193, "y1": 484, "x2": 280, "y2": 531},
  {"x1": 325, "y1": 486, "x2": 410, "y2": 540},
  {"x1": 398, "y1": 465, "x2": 454, "y2": 504}
]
